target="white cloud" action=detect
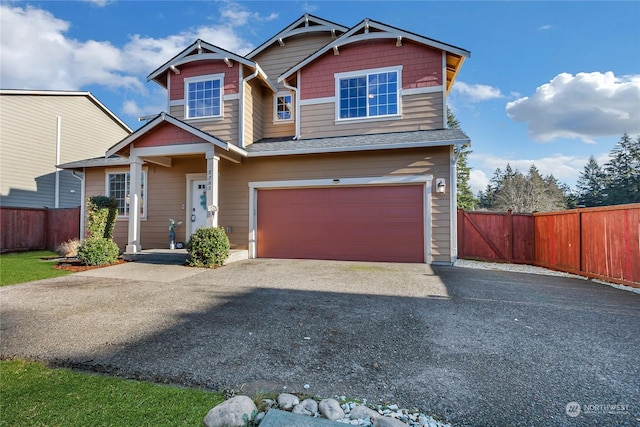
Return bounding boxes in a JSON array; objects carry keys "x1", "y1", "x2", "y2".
[
  {"x1": 219, "y1": 2, "x2": 278, "y2": 26},
  {"x1": 469, "y1": 169, "x2": 489, "y2": 195},
  {"x1": 469, "y1": 152, "x2": 610, "y2": 191},
  {"x1": 506, "y1": 72, "x2": 640, "y2": 143},
  {"x1": 538, "y1": 24, "x2": 552, "y2": 31},
  {"x1": 452, "y1": 82, "x2": 504, "y2": 102}
]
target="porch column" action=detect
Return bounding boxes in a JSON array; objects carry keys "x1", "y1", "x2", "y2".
[
  {"x1": 206, "y1": 154, "x2": 220, "y2": 228},
  {"x1": 125, "y1": 158, "x2": 143, "y2": 254}
]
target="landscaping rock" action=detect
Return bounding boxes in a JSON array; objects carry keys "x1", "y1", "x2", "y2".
[
  {"x1": 373, "y1": 416, "x2": 411, "y2": 427},
  {"x1": 277, "y1": 393, "x2": 299, "y2": 410},
  {"x1": 318, "y1": 398, "x2": 345, "y2": 421},
  {"x1": 203, "y1": 395, "x2": 257, "y2": 427},
  {"x1": 349, "y1": 404, "x2": 380, "y2": 420},
  {"x1": 292, "y1": 398, "x2": 318, "y2": 416}
]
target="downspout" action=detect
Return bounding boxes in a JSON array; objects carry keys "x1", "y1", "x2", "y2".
[
  {"x1": 450, "y1": 141, "x2": 465, "y2": 263},
  {"x1": 282, "y1": 74, "x2": 300, "y2": 140},
  {"x1": 55, "y1": 116, "x2": 61, "y2": 208},
  {"x1": 239, "y1": 67, "x2": 260, "y2": 148},
  {"x1": 71, "y1": 170, "x2": 85, "y2": 241}
]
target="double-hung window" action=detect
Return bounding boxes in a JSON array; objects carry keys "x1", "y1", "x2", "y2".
[
  {"x1": 274, "y1": 92, "x2": 293, "y2": 122},
  {"x1": 185, "y1": 74, "x2": 224, "y2": 119},
  {"x1": 336, "y1": 66, "x2": 401, "y2": 120},
  {"x1": 106, "y1": 171, "x2": 146, "y2": 218}
]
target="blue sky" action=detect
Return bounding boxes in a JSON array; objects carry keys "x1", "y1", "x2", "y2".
[{"x1": 2, "y1": 1, "x2": 639, "y2": 194}]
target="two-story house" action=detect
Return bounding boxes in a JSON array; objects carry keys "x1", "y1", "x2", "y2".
[{"x1": 60, "y1": 15, "x2": 470, "y2": 264}]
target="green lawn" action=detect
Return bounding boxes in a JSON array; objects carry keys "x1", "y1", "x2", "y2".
[
  {"x1": 0, "y1": 359, "x2": 225, "y2": 426},
  {"x1": 0, "y1": 251, "x2": 71, "y2": 286}
]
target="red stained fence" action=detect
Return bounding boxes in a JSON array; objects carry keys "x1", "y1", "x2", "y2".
[
  {"x1": 0, "y1": 207, "x2": 80, "y2": 253},
  {"x1": 457, "y1": 209, "x2": 535, "y2": 264},
  {"x1": 458, "y1": 204, "x2": 640, "y2": 287}
]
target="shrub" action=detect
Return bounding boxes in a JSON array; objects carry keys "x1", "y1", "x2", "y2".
[
  {"x1": 77, "y1": 237, "x2": 120, "y2": 266},
  {"x1": 186, "y1": 227, "x2": 230, "y2": 268},
  {"x1": 55, "y1": 239, "x2": 81, "y2": 258},
  {"x1": 86, "y1": 196, "x2": 118, "y2": 239}
]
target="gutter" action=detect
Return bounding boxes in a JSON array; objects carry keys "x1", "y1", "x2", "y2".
[
  {"x1": 239, "y1": 67, "x2": 261, "y2": 148},
  {"x1": 281, "y1": 74, "x2": 300, "y2": 140}
]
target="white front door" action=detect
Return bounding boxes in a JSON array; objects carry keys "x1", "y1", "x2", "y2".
[{"x1": 190, "y1": 180, "x2": 208, "y2": 236}]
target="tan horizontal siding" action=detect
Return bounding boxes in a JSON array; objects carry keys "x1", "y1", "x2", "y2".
[
  {"x1": 0, "y1": 95, "x2": 129, "y2": 208},
  {"x1": 299, "y1": 93, "x2": 444, "y2": 139},
  {"x1": 261, "y1": 91, "x2": 296, "y2": 140},
  {"x1": 169, "y1": 105, "x2": 184, "y2": 119},
  {"x1": 189, "y1": 99, "x2": 239, "y2": 146},
  {"x1": 219, "y1": 146, "x2": 451, "y2": 256}
]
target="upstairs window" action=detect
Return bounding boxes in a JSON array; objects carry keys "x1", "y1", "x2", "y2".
[
  {"x1": 185, "y1": 74, "x2": 223, "y2": 119},
  {"x1": 336, "y1": 66, "x2": 401, "y2": 120},
  {"x1": 274, "y1": 92, "x2": 293, "y2": 122},
  {"x1": 106, "y1": 171, "x2": 146, "y2": 218}
]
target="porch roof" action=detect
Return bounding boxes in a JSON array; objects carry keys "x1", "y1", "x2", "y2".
[
  {"x1": 245, "y1": 129, "x2": 470, "y2": 157},
  {"x1": 57, "y1": 155, "x2": 130, "y2": 171}
]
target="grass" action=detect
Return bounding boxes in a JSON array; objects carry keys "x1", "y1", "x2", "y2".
[
  {"x1": 0, "y1": 359, "x2": 225, "y2": 427},
  {"x1": 0, "y1": 251, "x2": 71, "y2": 286}
]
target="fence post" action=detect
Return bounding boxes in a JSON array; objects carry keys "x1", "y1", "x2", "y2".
[
  {"x1": 505, "y1": 210, "x2": 513, "y2": 263},
  {"x1": 457, "y1": 208, "x2": 465, "y2": 259},
  {"x1": 577, "y1": 208, "x2": 583, "y2": 274}
]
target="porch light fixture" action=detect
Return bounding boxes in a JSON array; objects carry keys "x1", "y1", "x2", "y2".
[{"x1": 436, "y1": 178, "x2": 446, "y2": 194}]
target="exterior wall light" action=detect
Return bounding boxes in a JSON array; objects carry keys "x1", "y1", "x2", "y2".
[{"x1": 436, "y1": 178, "x2": 446, "y2": 194}]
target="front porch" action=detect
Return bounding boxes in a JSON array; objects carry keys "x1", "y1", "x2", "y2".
[{"x1": 123, "y1": 248, "x2": 249, "y2": 265}]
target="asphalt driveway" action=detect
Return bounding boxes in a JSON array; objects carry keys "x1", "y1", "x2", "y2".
[{"x1": 1, "y1": 259, "x2": 639, "y2": 426}]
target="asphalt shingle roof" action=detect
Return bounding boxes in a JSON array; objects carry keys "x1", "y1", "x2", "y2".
[{"x1": 245, "y1": 128, "x2": 470, "y2": 155}]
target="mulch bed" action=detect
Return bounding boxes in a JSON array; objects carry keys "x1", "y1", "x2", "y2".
[{"x1": 53, "y1": 258, "x2": 127, "y2": 273}]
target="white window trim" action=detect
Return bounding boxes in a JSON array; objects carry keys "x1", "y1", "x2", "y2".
[
  {"x1": 334, "y1": 65, "x2": 403, "y2": 122},
  {"x1": 273, "y1": 91, "x2": 294, "y2": 124},
  {"x1": 105, "y1": 168, "x2": 148, "y2": 220},
  {"x1": 184, "y1": 73, "x2": 225, "y2": 120}
]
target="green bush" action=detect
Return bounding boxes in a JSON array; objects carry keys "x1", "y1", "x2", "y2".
[
  {"x1": 186, "y1": 227, "x2": 230, "y2": 268},
  {"x1": 86, "y1": 196, "x2": 118, "y2": 239},
  {"x1": 77, "y1": 238, "x2": 120, "y2": 266}
]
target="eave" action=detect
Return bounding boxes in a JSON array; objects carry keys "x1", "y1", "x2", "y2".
[
  {"x1": 277, "y1": 18, "x2": 470, "y2": 94},
  {"x1": 147, "y1": 39, "x2": 276, "y2": 92},
  {"x1": 246, "y1": 13, "x2": 349, "y2": 59}
]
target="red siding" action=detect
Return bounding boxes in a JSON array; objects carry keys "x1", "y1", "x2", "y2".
[
  {"x1": 257, "y1": 186, "x2": 424, "y2": 262},
  {"x1": 134, "y1": 123, "x2": 208, "y2": 148},
  {"x1": 300, "y1": 39, "x2": 442, "y2": 100},
  {"x1": 169, "y1": 61, "x2": 239, "y2": 100}
]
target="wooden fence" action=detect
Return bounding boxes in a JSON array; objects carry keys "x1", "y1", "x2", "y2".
[
  {"x1": 458, "y1": 204, "x2": 640, "y2": 287},
  {"x1": 457, "y1": 209, "x2": 535, "y2": 264},
  {"x1": 0, "y1": 207, "x2": 80, "y2": 253}
]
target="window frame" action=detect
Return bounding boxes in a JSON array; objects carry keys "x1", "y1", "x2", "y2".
[
  {"x1": 334, "y1": 65, "x2": 402, "y2": 122},
  {"x1": 184, "y1": 73, "x2": 225, "y2": 120},
  {"x1": 273, "y1": 91, "x2": 294, "y2": 123},
  {"x1": 105, "y1": 169, "x2": 147, "y2": 219}
]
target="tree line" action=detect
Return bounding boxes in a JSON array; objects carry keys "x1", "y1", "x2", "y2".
[{"x1": 451, "y1": 109, "x2": 640, "y2": 213}]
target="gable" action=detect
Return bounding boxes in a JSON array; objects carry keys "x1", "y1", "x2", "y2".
[
  {"x1": 133, "y1": 122, "x2": 210, "y2": 149},
  {"x1": 299, "y1": 39, "x2": 442, "y2": 100}
]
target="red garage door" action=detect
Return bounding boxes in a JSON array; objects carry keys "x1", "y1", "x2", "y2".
[{"x1": 257, "y1": 185, "x2": 424, "y2": 262}]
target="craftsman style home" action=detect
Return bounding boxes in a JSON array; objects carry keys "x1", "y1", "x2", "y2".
[{"x1": 61, "y1": 15, "x2": 470, "y2": 264}]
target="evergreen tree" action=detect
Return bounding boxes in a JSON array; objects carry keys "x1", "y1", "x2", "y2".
[
  {"x1": 604, "y1": 133, "x2": 640, "y2": 205},
  {"x1": 447, "y1": 108, "x2": 477, "y2": 210},
  {"x1": 576, "y1": 156, "x2": 607, "y2": 207}
]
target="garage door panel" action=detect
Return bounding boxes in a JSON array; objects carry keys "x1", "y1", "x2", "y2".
[{"x1": 257, "y1": 185, "x2": 424, "y2": 262}]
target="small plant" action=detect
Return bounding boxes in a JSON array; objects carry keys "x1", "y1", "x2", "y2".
[
  {"x1": 55, "y1": 239, "x2": 81, "y2": 258},
  {"x1": 186, "y1": 227, "x2": 230, "y2": 268},
  {"x1": 77, "y1": 237, "x2": 120, "y2": 266}
]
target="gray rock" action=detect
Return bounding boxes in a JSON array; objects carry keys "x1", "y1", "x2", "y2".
[
  {"x1": 254, "y1": 412, "x2": 265, "y2": 424},
  {"x1": 349, "y1": 405, "x2": 380, "y2": 420},
  {"x1": 277, "y1": 393, "x2": 300, "y2": 410},
  {"x1": 203, "y1": 395, "x2": 257, "y2": 427},
  {"x1": 318, "y1": 398, "x2": 345, "y2": 421},
  {"x1": 373, "y1": 416, "x2": 410, "y2": 427},
  {"x1": 292, "y1": 398, "x2": 318, "y2": 416}
]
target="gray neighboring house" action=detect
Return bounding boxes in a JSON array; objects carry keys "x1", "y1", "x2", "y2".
[{"x1": 0, "y1": 90, "x2": 131, "y2": 209}]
